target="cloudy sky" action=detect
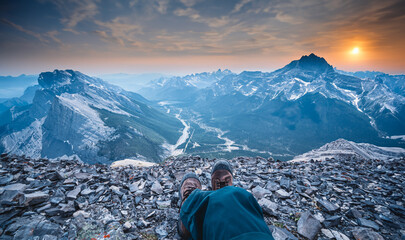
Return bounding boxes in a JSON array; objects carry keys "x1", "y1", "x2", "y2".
[{"x1": 1, "y1": 0, "x2": 404, "y2": 75}]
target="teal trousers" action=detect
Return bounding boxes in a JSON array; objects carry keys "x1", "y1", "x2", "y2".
[{"x1": 180, "y1": 186, "x2": 275, "y2": 240}]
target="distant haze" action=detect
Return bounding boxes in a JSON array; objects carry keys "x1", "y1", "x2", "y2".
[
  {"x1": 96, "y1": 73, "x2": 172, "y2": 92},
  {"x1": 0, "y1": 74, "x2": 38, "y2": 98},
  {"x1": 1, "y1": 0, "x2": 404, "y2": 75}
]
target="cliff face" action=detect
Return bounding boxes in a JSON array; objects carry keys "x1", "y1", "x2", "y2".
[
  {"x1": 41, "y1": 95, "x2": 114, "y2": 161},
  {"x1": 0, "y1": 154, "x2": 404, "y2": 240}
]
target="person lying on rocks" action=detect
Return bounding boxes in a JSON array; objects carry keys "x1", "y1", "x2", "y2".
[{"x1": 178, "y1": 160, "x2": 275, "y2": 240}]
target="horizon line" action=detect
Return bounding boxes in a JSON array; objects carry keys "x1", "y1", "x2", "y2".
[{"x1": 2, "y1": 66, "x2": 405, "y2": 78}]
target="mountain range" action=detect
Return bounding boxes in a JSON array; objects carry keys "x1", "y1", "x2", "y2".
[
  {"x1": 0, "y1": 54, "x2": 404, "y2": 163},
  {"x1": 139, "y1": 54, "x2": 405, "y2": 159},
  {"x1": 0, "y1": 70, "x2": 183, "y2": 163},
  {"x1": 0, "y1": 74, "x2": 38, "y2": 99},
  {"x1": 139, "y1": 69, "x2": 232, "y2": 102}
]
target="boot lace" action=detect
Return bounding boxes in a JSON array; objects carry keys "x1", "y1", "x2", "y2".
[
  {"x1": 215, "y1": 179, "x2": 230, "y2": 189},
  {"x1": 181, "y1": 185, "x2": 197, "y2": 206},
  {"x1": 183, "y1": 186, "x2": 196, "y2": 200}
]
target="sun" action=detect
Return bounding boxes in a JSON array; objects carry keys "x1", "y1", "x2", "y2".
[{"x1": 351, "y1": 47, "x2": 360, "y2": 54}]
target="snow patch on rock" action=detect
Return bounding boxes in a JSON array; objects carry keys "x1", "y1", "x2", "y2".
[
  {"x1": 111, "y1": 159, "x2": 157, "y2": 168},
  {"x1": 2, "y1": 117, "x2": 46, "y2": 159},
  {"x1": 292, "y1": 138, "x2": 405, "y2": 162}
]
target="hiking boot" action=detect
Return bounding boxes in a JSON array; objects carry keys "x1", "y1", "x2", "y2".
[
  {"x1": 211, "y1": 160, "x2": 233, "y2": 190},
  {"x1": 178, "y1": 172, "x2": 202, "y2": 239},
  {"x1": 179, "y1": 172, "x2": 202, "y2": 206}
]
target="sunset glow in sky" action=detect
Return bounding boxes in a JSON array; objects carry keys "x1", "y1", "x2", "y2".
[{"x1": 1, "y1": 0, "x2": 404, "y2": 75}]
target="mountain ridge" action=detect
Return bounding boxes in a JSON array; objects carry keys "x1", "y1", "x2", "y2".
[
  {"x1": 154, "y1": 54, "x2": 404, "y2": 159},
  {"x1": 0, "y1": 70, "x2": 184, "y2": 163},
  {"x1": 1, "y1": 54, "x2": 404, "y2": 162}
]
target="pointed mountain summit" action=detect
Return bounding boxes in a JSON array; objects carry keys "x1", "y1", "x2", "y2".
[
  {"x1": 280, "y1": 53, "x2": 334, "y2": 74},
  {"x1": 38, "y1": 70, "x2": 77, "y2": 88},
  {"x1": 38, "y1": 69, "x2": 124, "y2": 94}
]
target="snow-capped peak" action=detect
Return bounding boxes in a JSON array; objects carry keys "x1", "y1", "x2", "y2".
[
  {"x1": 281, "y1": 53, "x2": 334, "y2": 74},
  {"x1": 38, "y1": 70, "x2": 83, "y2": 88}
]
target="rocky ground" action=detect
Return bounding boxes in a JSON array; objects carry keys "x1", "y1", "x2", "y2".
[{"x1": 0, "y1": 153, "x2": 404, "y2": 240}]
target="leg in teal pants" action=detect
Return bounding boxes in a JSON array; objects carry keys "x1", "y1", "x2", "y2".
[{"x1": 180, "y1": 186, "x2": 274, "y2": 240}]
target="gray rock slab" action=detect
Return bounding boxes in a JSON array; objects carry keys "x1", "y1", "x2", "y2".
[
  {"x1": 352, "y1": 227, "x2": 384, "y2": 240},
  {"x1": 3, "y1": 183, "x2": 28, "y2": 192},
  {"x1": 33, "y1": 220, "x2": 62, "y2": 237},
  {"x1": 331, "y1": 230, "x2": 350, "y2": 240},
  {"x1": 323, "y1": 215, "x2": 341, "y2": 228},
  {"x1": 74, "y1": 172, "x2": 92, "y2": 180},
  {"x1": 252, "y1": 186, "x2": 271, "y2": 199},
  {"x1": 297, "y1": 211, "x2": 321, "y2": 240},
  {"x1": 151, "y1": 181, "x2": 163, "y2": 194},
  {"x1": 110, "y1": 186, "x2": 123, "y2": 196},
  {"x1": 275, "y1": 189, "x2": 290, "y2": 199},
  {"x1": 269, "y1": 225, "x2": 298, "y2": 240},
  {"x1": 346, "y1": 208, "x2": 362, "y2": 219},
  {"x1": 11, "y1": 217, "x2": 41, "y2": 240},
  {"x1": 67, "y1": 185, "x2": 81, "y2": 200},
  {"x1": 0, "y1": 175, "x2": 13, "y2": 186},
  {"x1": 357, "y1": 218, "x2": 380, "y2": 231},
  {"x1": 129, "y1": 183, "x2": 138, "y2": 193},
  {"x1": 265, "y1": 181, "x2": 280, "y2": 191},
  {"x1": 258, "y1": 198, "x2": 278, "y2": 211},
  {"x1": 60, "y1": 201, "x2": 76, "y2": 217},
  {"x1": 258, "y1": 198, "x2": 278, "y2": 216},
  {"x1": 50, "y1": 188, "x2": 64, "y2": 205},
  {"x1": 280, "y1": 177, "x2": 290, "y2": 189},
  {"x1": 317, "y1": 199, "x2": 339, "y2": 213},
  {"x1": 0, "y1": 208, "x2": 22, "y2": 226},
  {"x1": 0, "y1": 190, "x2": 24, "y2": 205},
  {"x1": 80, "y1": 188, "x2": 94, "y2": 196},
  {"x1": 321, "y1": 229, "x2": 334, "y2": 238},
  {"x1": 23, "y1": 192, "x2": 49, "y2": 206}
]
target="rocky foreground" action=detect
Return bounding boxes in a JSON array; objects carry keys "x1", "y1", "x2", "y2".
[{"x1": 0, "y1": 154, "x2": 404, "y2": 240}]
